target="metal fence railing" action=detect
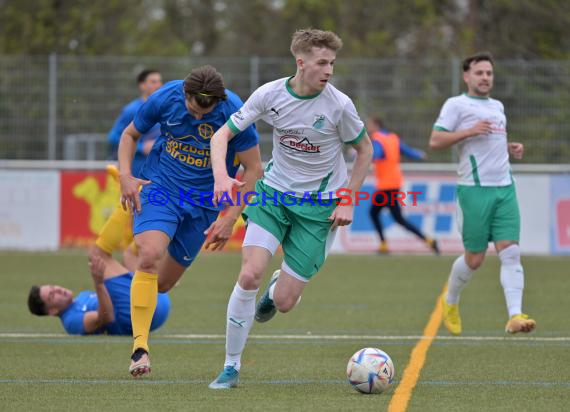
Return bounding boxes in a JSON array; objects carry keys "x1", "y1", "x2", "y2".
[{"x1": 1, "y1": 55, "x2": 569, "y2": 163}]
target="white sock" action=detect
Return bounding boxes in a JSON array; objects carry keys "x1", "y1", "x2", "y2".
[
  {"x1": 446, "y1": 255, "x2": 475, "y2": 304},
  {"x1": 499, "y1": 245, "x2": 524, "y2": 318},
  {"x1": 268, "y1": 282, "x2": 276, "y2": 300},
  {"x1": 224, "y1": 282, "x2": 258, "y2": 371}
]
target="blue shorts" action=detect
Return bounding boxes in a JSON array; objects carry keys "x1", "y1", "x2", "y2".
[
  {"x1": 133, "y1": 183, "x2": 219, "y2": 267},
  {"x1": 104, "y1": 273, "x2": 171, "y2": 335}
]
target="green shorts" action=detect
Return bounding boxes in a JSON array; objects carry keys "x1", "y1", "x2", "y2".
[
  {"x1": 243, "y1": 181, "x2": 337, "y2": 280},
  {"x1": 456, "y1": 184, "x2": 520, "y2": 253}
]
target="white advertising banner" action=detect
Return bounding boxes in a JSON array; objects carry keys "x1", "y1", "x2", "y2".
[
  {"x1": 330, "y1": 172, "x2": 552, "y2": 255},
  {"x1": 550, "y1": 175, "x2": 570, "y2": 255},
  {"x1": 0, "y1": 167, "x2": 562, "y2": 254},
  {"x1": 517, "y1": 175, "x2": 550, "y2": 254},
  {"x1": 0, "y1": 170, "x2": 60, "y2": 250}
]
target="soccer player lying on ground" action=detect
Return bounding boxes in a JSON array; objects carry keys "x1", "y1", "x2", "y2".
[
  {"x1": 118, "y1": 65, "x2": 263, "y2": 377},
  {"x1": 27, "y1": 254, "x2": 170, "y2": 335},
  {"x1": 208, "y1": 28, "x2": 373, "y2": 389},
  {"x1": 430, "y1": 52, "x2": 536, "y2": 335}
]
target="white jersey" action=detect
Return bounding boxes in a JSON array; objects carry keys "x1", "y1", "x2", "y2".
[
  {"x1": 228, "y1": 77, "x2": 365, "y2": 196},
  {"x1": 434, "y1": 93, "x2": 513, "y2": 186}
]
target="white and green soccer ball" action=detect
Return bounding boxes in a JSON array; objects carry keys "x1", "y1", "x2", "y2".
[{"x1": 347, "y1": 347, "x2": 395, "y2": 394}]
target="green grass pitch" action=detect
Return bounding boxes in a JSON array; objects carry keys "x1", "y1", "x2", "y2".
[{"x1": 1, "y1": 251, "x2": 569, "y2": 411}]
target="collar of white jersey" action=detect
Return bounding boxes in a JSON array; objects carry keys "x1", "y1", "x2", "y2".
[
  {"x1": 285, "y1": 76, "x2": 322, "y2": 100},
  {"x1": 462, "y1": 92, "x2": 490, "y2": 101}
]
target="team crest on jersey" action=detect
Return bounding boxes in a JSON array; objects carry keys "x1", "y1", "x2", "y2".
[
  {"x1": 313, "y1": 114, "x2": 326, "y2": 130},
  {"x1": 198, "y1": 123, "x2": 214, "y2": 139}
]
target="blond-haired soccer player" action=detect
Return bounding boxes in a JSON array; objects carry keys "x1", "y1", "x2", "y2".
[
  {"x1": 430, "y1": 52, "x2": 536, "y2": 336},
  {"x1": 208, "y1": 28, "x2": 373, "y2": 389}
]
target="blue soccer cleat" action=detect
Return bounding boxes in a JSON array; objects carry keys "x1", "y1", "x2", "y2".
[
  {"x1": 255, "y1": 270, "x2": 280, "y2": 323},
  {"x1": 209, "y1": 365, "x2": 240, "y2": 389}
]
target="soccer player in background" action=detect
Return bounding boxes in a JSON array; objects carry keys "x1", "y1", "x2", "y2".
[
  {"x1": 118, "y1": 65, "x2": 263, "y2": 377},
  {"x1": 429, "y1": 52, "x2": 536, "y2": 336},
  {"x1": 366, "y1": 116, "x2": 439, "y2": 255},
  {"x1": 108, "y1": 69, "x2": 163, "y2": 173},
  {"x1": 90, "y1": 70, "x2": 164, "y2": 271},
  {"x1": 27, "y1": 255, "x2": 170, "y2": 336},
  {"x1": 208, "y1": 28, "x2": 373, "y2": 389}
]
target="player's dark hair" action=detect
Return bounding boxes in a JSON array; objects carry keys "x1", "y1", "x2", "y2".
[
  {"x1": 368, "y1": 116, "x2": 384, "y2": 129},
  {"x1": 462, "y1": 52, "x2": 494, "y2": 72},
  {"x1": 28, "y1": 285, "x2": 47, "y2": 316},
  {"x1": 137, "y1": 69, "x2": 160, "y2": 84},
  {"x1": 183, "y1": 65, "x2": 227, "y2": 109}
]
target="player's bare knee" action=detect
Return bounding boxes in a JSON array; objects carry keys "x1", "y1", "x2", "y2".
[
  {"x1": 275, "y1": 302, "x2": 292, "y2": 313},
  {"x1": 273, "y1": 295, "x2": 297, "y2": 313},
  {"x1": 465, "y1": 253, "x2": 484, "y2": 270},
  {"x1": 238, "y1": 261, "x2": 265, "y2": 290},
  {"x1": 136, "y1": 245, "x2": 163, "y2": 273},
  {"x1": 238, "y1": 270, "x2": 262, "y2": 290},
  {"x1": 274, "y1": 297, "x2": 296, "y2": 313},
  {"x1": 273, "y1": 290, "x2": 298, "y2": 313}
]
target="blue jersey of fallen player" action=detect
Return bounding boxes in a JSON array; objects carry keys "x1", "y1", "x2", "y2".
[
  {"x1": 134, "y1": 80, "x2": 259, "y2": 207},
  {"x1": 58, "y1": 273, "x2": 170, "y2": 335},
  {"x1": 108, "y1": 97, "x2": 161, "y2": 178}
]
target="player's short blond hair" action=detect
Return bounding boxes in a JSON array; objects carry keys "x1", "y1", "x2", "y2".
[{"x1": 290, "y1": 28, "x2": 343, "y2": 57}]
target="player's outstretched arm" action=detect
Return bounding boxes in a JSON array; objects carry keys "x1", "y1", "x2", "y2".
[
  {"x1": 399, "y1": 140, "x2": 427, "y2": 161},
  {"x1": 204, "y1": 145, "x2": 263, "y2": 251},
  {"x1": 329, "y1": 133, "x2": 373, "y2": 230},
  {"x1": 118, "y1": 121, "x2": 150, "y2": 213},
  {"x1": 83, "y1": 256, "x2": 115, "y2": 334},
  {"x1": 211, "y1": 124, "x2": 244, "y2": 205}
]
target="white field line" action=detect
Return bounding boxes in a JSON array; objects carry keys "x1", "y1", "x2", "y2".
[{"x1": 1, "y1": 332, "x2": 569, "y2": 342}]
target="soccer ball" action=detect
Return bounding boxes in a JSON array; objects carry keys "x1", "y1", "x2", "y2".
[{"x1": 347, "y1": 347, "x2": 395, "y2": 394}]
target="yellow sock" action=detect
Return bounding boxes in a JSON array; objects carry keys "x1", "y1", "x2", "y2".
[
  {"x1": 95, "y1": 204, "x2": 133, "y2": 254},
  {"x1": 106, "y1": 164, "x2": 120, "y2": 182},
  {"x1": 131, "y1": 271, "x2": 158, "y2": 353}
]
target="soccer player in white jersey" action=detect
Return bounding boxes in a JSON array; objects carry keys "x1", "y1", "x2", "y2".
[
  {"x1": 208, "y1": 28, "x2": 373, "y2": 389},
  {"x1": 429, "y1": 52, "x2": 536, "y2": 336}
]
